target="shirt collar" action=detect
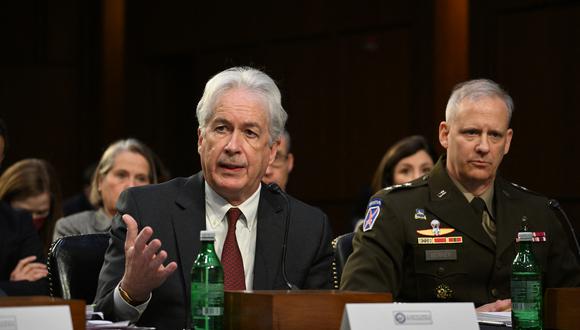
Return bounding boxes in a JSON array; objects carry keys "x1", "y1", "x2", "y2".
[
  {"x1": 449, "y1": 175, "x2": 495, "y2": 219},
  {"x1": 204, "y1": 182, "x2": 260, "y2": 230}
]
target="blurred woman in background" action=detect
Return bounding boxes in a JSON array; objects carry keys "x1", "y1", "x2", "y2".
[
  {"x1": 370, "y1": 135, "x2": 437, "y2": 193},
  {"x1": 0, "y1": 158, "x2": 63, "y2": 256},
  {"x1": 53, "y1": 138, "x2": 158, "y2": 240},
  {"x1": 0, "y1": 121, "x2": 49, "y2": 295},
  {"x1": 353, "y1": 135, "x2": 437, "y2": 229}
]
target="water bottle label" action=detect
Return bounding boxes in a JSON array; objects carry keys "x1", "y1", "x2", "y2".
[
  {"x1": 201, "y1": 306, "x2": 223, "y2": 316},
  {"x1": 512, "y1": 302, "x2": 538, "y2": 310},
  {"x1": 511, "y1": 279, "x2": 541, "y2": 303}
]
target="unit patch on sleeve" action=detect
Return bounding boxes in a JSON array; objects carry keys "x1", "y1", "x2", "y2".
[{"x1": 363, "y1": 199, "x2": 382, "y2": 232}]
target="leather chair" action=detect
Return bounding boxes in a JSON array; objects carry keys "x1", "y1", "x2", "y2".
[
  {"x1": 47, "y1": 233, "x2": 110, "y2": 302},
  {"x1": 331, "y1": 232, "x2": 355, "y2": 289}
]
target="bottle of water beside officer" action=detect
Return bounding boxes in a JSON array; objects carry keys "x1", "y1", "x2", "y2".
[
  {"x1": 511, "y1": 217, "x2": 542, "y2": 330},
  {"x1": 191, "y1": 230, "x2": 224, "y2": 330}
]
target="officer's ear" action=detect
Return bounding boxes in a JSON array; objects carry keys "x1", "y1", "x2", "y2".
[
  {"x1": 503, "y1": 128, "x2": 513, "y2": 155},
  {"x1": 439, "y1": 121, "x2": 450, "y2": 149}
]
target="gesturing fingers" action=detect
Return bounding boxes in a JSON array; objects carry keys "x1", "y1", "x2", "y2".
[
  {"x1": 123, "y1": 214, "x2": 139, "y2": 249},
  {"x1": 133, "y1": 226, "x2": 154, "y2": 253}
]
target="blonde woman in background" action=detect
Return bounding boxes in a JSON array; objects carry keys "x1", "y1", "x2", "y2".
[{"x1": 53, "y1": 138, "x2": 158, "y2": 240}]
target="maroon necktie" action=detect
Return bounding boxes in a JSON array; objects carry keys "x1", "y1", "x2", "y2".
[{"x1": 222, "y1": 208, "x2": 246, "y2": 290}]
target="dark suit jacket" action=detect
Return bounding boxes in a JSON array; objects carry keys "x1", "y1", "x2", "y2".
[
  {"x1": 0, "y1": 201, "x2": 48, "y2": 295},
  {"x1": 341, "y1": 157, "x2": 580, "y2": 305},
  {"x1": 95, "y1": 172, "x2": 333, "y2": 330}
]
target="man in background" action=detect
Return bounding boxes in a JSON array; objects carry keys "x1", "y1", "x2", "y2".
[{"x1": 263, "y1": 129, "x2": 294, "y2": 191}]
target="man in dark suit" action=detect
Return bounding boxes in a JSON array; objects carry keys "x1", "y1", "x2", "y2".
[
  {"x1": 94, "y1": 67, "x2": 333, "y2": 330},
  {"x1": 341, "y1": 79, "x2": 580, "y2": 311}
]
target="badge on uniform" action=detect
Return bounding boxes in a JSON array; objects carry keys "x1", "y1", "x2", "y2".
[
  {"x1": 533, "y1": 232, "x2": 547, "y2": 242},
  {"x1": 416, "y1": 219, "x2": 456, "y2": 237},
  {"x1": 414, "y1": 208, "x2": 427, "y2": 220},
  {"x1": 363, "y1": 199, "x2": 381, "y2": 232}
]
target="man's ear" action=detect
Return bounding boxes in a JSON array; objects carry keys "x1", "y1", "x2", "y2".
[
  {"x1": 439, "y1": 121, "x2": 450, "y2": 149},
  {"x1": 197, "y1": 128, "x2": 203, "y2": 155}
]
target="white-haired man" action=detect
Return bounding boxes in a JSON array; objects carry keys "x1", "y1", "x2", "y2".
[{"x1": 95, "y1": 67, "x2": 332, "y2": 330}]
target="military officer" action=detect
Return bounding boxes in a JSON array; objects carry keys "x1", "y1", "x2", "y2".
[{"x1": 340, "y1": 79, "x2": 580, "y2": 310}]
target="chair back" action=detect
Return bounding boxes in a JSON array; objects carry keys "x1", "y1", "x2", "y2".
[
  {"x1": 331, "y1": 232, "x2": 355, "y2": 289},
  {"x1": 47, "y1": 233, "x2": 110, "y2": 302}
]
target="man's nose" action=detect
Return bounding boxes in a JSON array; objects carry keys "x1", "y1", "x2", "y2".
[
  {"x1": 224, "y1": 131, "x2": 241, "y2": 153},
  {"x1": 476, "y1": 136, "x2": 490, "y2": 153},
  {"x1": 264, "y1": 165, "x2": 273, "y2": 177}
]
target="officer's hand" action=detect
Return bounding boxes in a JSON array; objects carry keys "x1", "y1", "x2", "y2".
[
  {"x1": 476, "y1": 299, "x2": 512, "y2": 312},
  {"x1": 119, "y1": 214, "x2": 178, "y2": 302}
]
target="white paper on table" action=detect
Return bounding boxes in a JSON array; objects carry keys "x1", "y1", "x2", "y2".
[
  {"x1": 477, "y1": 311, "x2": 512, "y2": 326},
  {"x1": 0, "y1": 305, "x2": 73, "y2": 330}
]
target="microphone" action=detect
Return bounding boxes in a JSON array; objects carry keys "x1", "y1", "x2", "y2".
[
  {"x1": 267, "y1": 182, "x2": 299, "y2": 290},
  {"x1": 548, "y1": 199, "x2": 580, "y2": 261}
]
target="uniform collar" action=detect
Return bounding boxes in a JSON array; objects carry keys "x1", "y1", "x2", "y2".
[{"x1": 449, "y1": 174, "x2": 495, "y2": 219}]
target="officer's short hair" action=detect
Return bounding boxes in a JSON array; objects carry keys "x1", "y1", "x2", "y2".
[{"x1": 445, "y1": 79, "x2": 514, "y2": 124}]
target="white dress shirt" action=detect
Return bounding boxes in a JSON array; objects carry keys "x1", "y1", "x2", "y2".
[{"x1": 204, "y1": 181, "x2": 259, "y2": 290}]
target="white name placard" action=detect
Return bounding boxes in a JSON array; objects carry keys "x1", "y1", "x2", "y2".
[
  {"x1": 0, "y1": 305, "x2": 73, "y2": 330},
  {"x1": 341, "y1": 302, "x2": 478, "y2": 330}
]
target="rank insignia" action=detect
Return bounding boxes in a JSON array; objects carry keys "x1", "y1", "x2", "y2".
[
  {"x1": 363, "y1": 199, "x2": 381, "y2": 232},
  {"x1": 436, "y1": 190, "x2": 447, "y2": 198},
  {"x1": 435, "y1": 283, "x2": 454, "y2": 300},
  {"x1": 414, "y1": 208, "x2": 427, "y2": 220},
  {"x1": 417, "y1": 236, "x2": 463, "y2": 244}
]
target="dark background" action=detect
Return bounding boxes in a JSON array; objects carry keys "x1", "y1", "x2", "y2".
[{"x1": 1, "y1": 0, "x2": 579, "y2": 236}]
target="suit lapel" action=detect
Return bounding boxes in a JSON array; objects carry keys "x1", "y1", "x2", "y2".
[
  {"x1": 171, "y1": 173, "x2": 206, "y2": 293},
  {"x1": 425, "y1": 160, "x2": 495, "y2": 252},
  {"x1": 253, "y1": 185, "x2": 285, "y2": 290}
]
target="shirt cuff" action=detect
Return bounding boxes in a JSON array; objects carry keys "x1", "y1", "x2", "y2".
[{"x1": 113, "y1": 283, "x2": 151, "y2": 322}]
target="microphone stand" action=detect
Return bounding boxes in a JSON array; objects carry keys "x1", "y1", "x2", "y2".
[
  {"x1": 268, "y1": 183, "x2": 299, "y2": 290},
  {"x1": 548, "y1": 199, "x2": 580, "y2": 262}
]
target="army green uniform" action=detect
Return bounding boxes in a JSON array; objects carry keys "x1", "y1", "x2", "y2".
[{"x1": 341, "y1": 158, "x2": 580, "y2": 306}]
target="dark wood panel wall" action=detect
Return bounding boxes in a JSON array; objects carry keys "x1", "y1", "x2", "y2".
[{"x1": 1, "y1": 0, "x2": 578, "y2": 234}]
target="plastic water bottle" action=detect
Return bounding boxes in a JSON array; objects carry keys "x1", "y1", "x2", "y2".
[
  {"x1": 511, "y1": 217, "x2": 542, "y2": 330},
  {"x1": 191, "y1": 230, "x2": 224, "y2": 330}
]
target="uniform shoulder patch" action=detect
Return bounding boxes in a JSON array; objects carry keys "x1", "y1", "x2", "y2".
[{"x1": 362, "y1": 198, "x2": 382, "y2": 232}]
